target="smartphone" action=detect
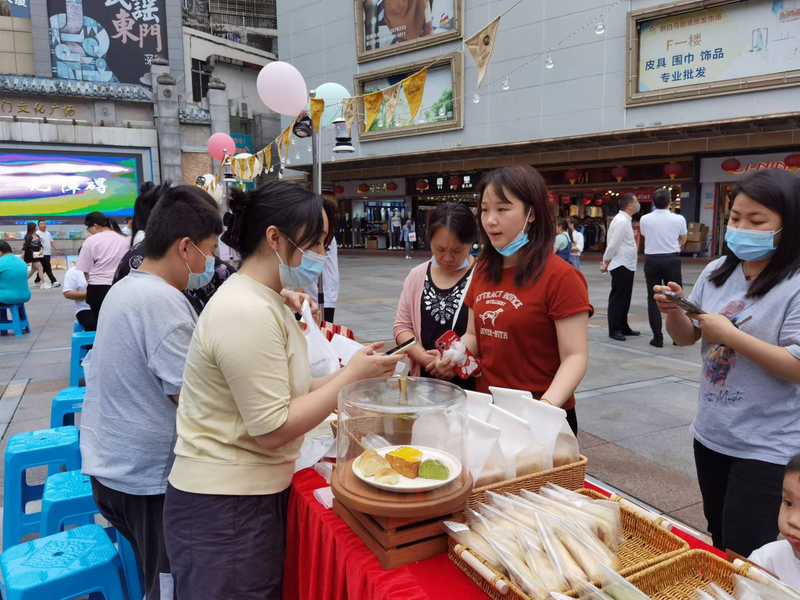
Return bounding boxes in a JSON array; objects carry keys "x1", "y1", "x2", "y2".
[
  {"x1": 435, "y1": 331, "x2": 482, "y2": 379},
  {"x1": 662, "y1": 291, "x2": 705, "y2": 314},
  {"x1": 385, "y1": 338, "x2": 416, "y2": 356}
]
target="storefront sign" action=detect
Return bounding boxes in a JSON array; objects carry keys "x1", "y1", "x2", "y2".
[
  {"x1": 636, "y1": 0, "x2": 800, "y2": 94},
  {"x1": 338, "y1": 179, "x2": 406, "y2": 198},
  {"x1": 700, "y1": 153, "x2": 800, "y2": 182},
  {"x1": 0, "y1": 97, "x2": 79, "y2": 118},
  {"x1": 413, "y1": 171, "x2": 481, "y2": 195},
  {"x1": 3, "y1": 0, "x2": 31, "y2": 18},
  {"x1": 47, "y1": 0, "x2": 168, "y2": 85}
]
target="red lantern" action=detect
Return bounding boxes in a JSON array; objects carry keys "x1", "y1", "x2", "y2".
[
  {"x1": 416, "y1": 179, "x2": 429, "y2": 191},
  {"x1": 721, "y1": 157, "x2": 741, "y2": 176},
  {"x1": 358, "y1": 183, "x2": 369, "y2": 194},
  {"x1": 333, "y1": 185, "x2": 344, "y2": 195},
  {"x1": 562, "y1": 196, "x2": 571, "y2": 204},
  {"x1": 387, "y1": 181, "x2": 398, "y2": 192},
  {"x1": 565, "y1": 169, "x2": 580, "y2": 185},
  {"x1": 449, "y1": 176, "x2": 461, "y2": 189},
  {"x1": 785, "y1": 153, "x2": 800, "y2": 173},
  {"x1": 583, "y1": 198, "x2": 592, "y2": 205},
  {"x1": 663, "y1": 162, "x2": 682, "y2": 180},
  {"x1": 611, "y1": 166, "x2": 629, "y2": 183}
]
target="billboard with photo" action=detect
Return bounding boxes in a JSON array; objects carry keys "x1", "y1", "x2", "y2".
[
  {"x1": 47, "y1": 0, "x2": 168, "y2": 85},
  {"x1": 355, "y1": 0, "x2": 462, "y2": 62},
  {"x1": 0, "y1": 151, "x2": 141, "y2": 219}
]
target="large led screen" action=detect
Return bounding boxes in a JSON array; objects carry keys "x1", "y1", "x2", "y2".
[{"x1": 0, "y1": 151, "x2": 141, "y2": 218}]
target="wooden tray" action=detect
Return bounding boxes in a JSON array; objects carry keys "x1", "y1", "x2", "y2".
[
  {"x1": 449, "y1": 488, "x2": 690, "y2": 600},
  {"x1": 626, "y1": 550, "x2": 750, "y2": 600}
]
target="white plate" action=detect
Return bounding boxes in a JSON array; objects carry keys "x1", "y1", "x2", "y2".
[{"x1": 352, "y1": 445, "x2": 462, "y2": 493}]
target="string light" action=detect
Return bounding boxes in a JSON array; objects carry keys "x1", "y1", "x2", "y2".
[
  {"x1": 295, "y1": 153, "x2": 300, "y2": 160},
  {"x1": 472, "y1": 93, "x2": 480, "y2": 104},
  {"x1": 378, "y1": 118, "x2": 384, "y2": 127},
  {"x1": 438, "y1": 106, "x2": 446, "y2": 117},
  {"x1": 545, "y1": 54, "x2": 554, "y2": 69},
  {"x1": 595, "y1": 21, "x2": 605, "y2": 34},
  {"x1": 502, "y1": 77, "x2": 510, "y2": 91}
]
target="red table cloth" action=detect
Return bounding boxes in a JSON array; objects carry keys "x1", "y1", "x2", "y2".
[{"x1": 283, "y1": 469, "x2": 720, "y2": 600}]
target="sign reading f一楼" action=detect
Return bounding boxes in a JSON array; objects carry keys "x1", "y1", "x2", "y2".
[
  {"x1": 637, "y1": 0, "x2": 800, "y2": 93},
  {"x1": 3, "y1": 0, "x2": 31, "y2": 19},
  {"x1": 47, "y1": 0, "x2": 168, "y2": 86}
]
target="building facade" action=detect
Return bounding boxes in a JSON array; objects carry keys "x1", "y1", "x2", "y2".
[
  {"x1": 278, "y1": 0, "x2": 800, "y2": 255},
  {"x1": 0, "y1": 0, "x2": 279, "y2": 250}
]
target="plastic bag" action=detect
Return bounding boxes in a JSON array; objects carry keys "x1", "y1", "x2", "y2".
[
  {"x1": 551, "y1": 514, "x2": 621, "y2": 580},
  {"x1": 518, "y1": 526, "x2": 569, "y2": 593},
  {"x1": 537, "y1": 512, "x2": 589, "y2": 586},
  {"x1": 708, "y1": 583, "x2": 737, "y2": 600},
  {"x1": 736, "y1": 568, "x2": 800, "y2": 600},
  {"x1": 521, "y1": 489, "x2": 617, "y2": 548},
  {"x1": 301, "y1": 300, "x2": 341, "y2": 378},
  {"x1": 486, "y1": 404, "x2": 545, "y2": 479},
  {"x1": 465, "y1": 390, "x2": 493, "y2": 421},
  {"x1": 488, "y1": 537, "x2": 551, "y2": 600},
  {"x1": 442, "y1": 520, "x2": 504, "y2": 571},
  {"x1": 553, "y1": 421, "x2": 581, "y2": 467},
  {"x1": 540, "y1": 484, "x2": 623, "y2": 549},
  {"x1": 597, "y1": 563, "x2": 651, "y2": 600},
  {"x1": 466, "y1": 416, "x2": 502, "y2": 489},
  {"x1": 733, "y1": 574, "x2": 796, "y2": 600},
  {"x1": 573, "y1": 579, "x2": 617, "y2": 600},
  {"x1": 478, "y1": 502, "x2": 538, "y2": 538}
]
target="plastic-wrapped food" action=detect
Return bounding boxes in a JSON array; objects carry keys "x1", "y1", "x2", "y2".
[
  {"x1": 441, "y1": 521, "x2": 503, "y2": 571},
  {"x1": 735, "y1": 567, "x2": 800, "y2": 600},
  {"x1": 518, "y1": 526, "x2": 568, "y2": 593},
  {"x1": 485, "y1": 491, "x2": 542, "y2": 531},
  {"x1": 468, "y1": 508, "x2": 526, "y2": 562},
  {"x1": 708, "y1": 583, "x2": 737, "y2": 600},
  {"x1": 520, "y1": 489, "x2": 615, "y2": 547},
  {"x1": 537, "y1": 512, "x2": 589, "y2": 586},
  {"x1": 560, "y1": 517, "x2": 622, "y2": 572},
  {"x1": 573, "y1": 579, "x2": 617, "y2": 600},
  {"x1": 540, "y1": 484, "x2": 623, "y2": 548},
  {"x1": 732, "y1": 574, "x2": 796, "y2": 600},
  {"x1": 694, "y1": 589, "x2": 718, "y2": 600},
  {"x1": 596, "y1": 563, "x2": 651, "y2": 600},
  {"x1": 478, "y1": 502, "x2": 525, "y2": 535},
  {"x1": 488, "y1": 537, "x2": 551, "y2": 600},
  {"x1": 551, "y1": 515, "x2": 620, "y2": 580}
]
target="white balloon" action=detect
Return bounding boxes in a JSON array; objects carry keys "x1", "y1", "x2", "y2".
[{"x1": 257, "y1": 61, "x2": 308, "y2": 116}]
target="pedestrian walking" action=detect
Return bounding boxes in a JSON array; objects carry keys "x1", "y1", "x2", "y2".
[
  {"x1": 639, "y1": 188, "x2": 687, "y2": 347},
  {"x1": 553, "y1": 218, "x2": 572, "y2": 263},
  {"x1": 75, "y1": 212, "x2": 129, "y2": 329},
  {"x1": 602, "y1": 193, "x2": 640, "y2": 341},
  {"x1": 22, "y1": 222, "x2": 48, "y2": 289},
  {"x1": 568, "y1": 217, "x2": 584, "y2": 270},
  {"x1": 401, "y1": 218, "x2": 415, "y2": 259},
  {"x1": 656, "y1": 169, "x2": 800, "y2": 557},
  {"x1": 33, "y1": 220, "x2": 61, "y2": 288}
]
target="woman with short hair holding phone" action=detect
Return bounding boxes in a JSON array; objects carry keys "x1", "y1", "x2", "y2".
[
  {"x1": 431, "y1": 166, "x2": 592, "y2": 434},
  {"x1": 655, "y1": 169, "x2": 800, "y2": 556}
]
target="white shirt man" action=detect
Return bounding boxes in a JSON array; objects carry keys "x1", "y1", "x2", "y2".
[
  {"x1": 639, "y1": 190, "x2": 688, "y2": 347},
  {"x1": 568, "y1": 220, "x2": 585, "y2": 270},
  {"x1": 602, "y1": 195, "x2": 640, "y2": 341},
  {"x1": 36, "y1": 220, "x2": 60, "y2": 287}
]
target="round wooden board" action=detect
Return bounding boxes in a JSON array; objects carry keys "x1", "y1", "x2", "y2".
[{"x1": 332, "y1": 458, "x2": 473, "y2": 518}]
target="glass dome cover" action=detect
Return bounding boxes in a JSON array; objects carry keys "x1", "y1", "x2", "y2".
[{"x1": 334, "y1": 377, "x2": 469, "y2": 503}]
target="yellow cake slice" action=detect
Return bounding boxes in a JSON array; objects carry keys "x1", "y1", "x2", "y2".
[{"x1": 385, "y1": 446, "x2": 422, "y2": 479}]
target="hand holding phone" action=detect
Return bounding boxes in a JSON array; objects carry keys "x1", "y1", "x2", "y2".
[
  {"x1": 661, "y1": 290, "x2": 705, "y2": 315},
  {"x1": 385, "y1": 337, "x2": 416, "y2": 356},
  {"x1": 435, "y1": 331, "x2": 481, "y2": 379}
]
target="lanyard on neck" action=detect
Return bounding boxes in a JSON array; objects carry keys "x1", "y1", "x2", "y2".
[{"x1": 451, "y1": 265, "x2": 476, "y2": 329}]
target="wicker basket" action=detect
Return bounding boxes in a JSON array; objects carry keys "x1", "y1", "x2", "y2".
[
  {"x1": 626, "y1": 550, "x2": 750, "y2": 600},
  {"x1": 465, "y1": 456, "x2": 588, "y2": 513},
  {"x1": 449, "y1": 488, "x2": 690, "y2": 600}
]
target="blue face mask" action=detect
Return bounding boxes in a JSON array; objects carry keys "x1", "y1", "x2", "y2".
[
  {"x1": 185, "y1": 242, "x2": 215, "y2": 290},
  {"x1": 430, "y1": 256, "x2": 470, "y2": 270},
  {"x1": 495, "y1": 208, "x2": 532, "y2": 257},
  {"x1": 725, "y1": 225, "x2": 783, "y2": 262},
  {"x1": 278, "y1": 237, "x2": 326, "y2": 288}
]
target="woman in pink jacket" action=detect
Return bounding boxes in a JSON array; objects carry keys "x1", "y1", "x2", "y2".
[{"x1": 393, "y1": 202, "x2": 477, "y2": 390}]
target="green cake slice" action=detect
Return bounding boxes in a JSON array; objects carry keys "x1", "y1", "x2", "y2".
[{"x1": 418, "y1": 459, "x2": 450, "y2": 480}]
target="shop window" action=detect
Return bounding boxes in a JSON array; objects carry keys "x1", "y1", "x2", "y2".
[{"x1": 191, "y1": 59, "x2": 211, "y2": 103}]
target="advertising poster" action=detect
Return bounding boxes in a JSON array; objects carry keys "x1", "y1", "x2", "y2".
[
  {"x1": 47, "y1": 0, "x2": 168, "y2": 85},
  {"x1": 357, "y1": 0, "x2": 459, "y2": 61},
  {"x1": 638, "y1": 0, "x2": 800, "y2": 92},
  {"x1": 0, "y1": 151, "x2": 141, "y2": 218},
  {"x1": 362, "y1": 64, "x2": 454, "y2": 133}
]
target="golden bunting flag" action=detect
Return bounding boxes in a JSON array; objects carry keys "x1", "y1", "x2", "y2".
[
  {"x1": 263, "y1": 144, "x2": 272, "y2": 173},
  {"x1": 310, "y1": 97, "x2": 325, "y2": 133},
  {"x1": 276, "y1": 131, "x2": 286, "y2": 163},
  {"x1": 382, "y1": 83, "x2": 401, "y2": 128},
  {"x1": 341, "y1": 97, "x2": 357, "y2": 137},
  {"x1": 255, "y1": 150, "x2": 265, "y2": 176},
  {"x1": 466, "y1": 17, "x2": 500, "y2": 89},
  {"x1": 363, "y1": 90, "x2": 383, "y2": 132},
  {"x1": 402, "y1": 68, "x2": 427, "y2": 122},
  {"x1": 282, "y1": 123, "x2": 293, "y2": 160}
]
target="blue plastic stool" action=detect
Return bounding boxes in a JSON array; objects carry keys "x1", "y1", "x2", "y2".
[
  {"x1": 73, "y1": 320, "x2": 85, "y2": 333},
  {"x1": 0, "y1": 524, "x2": 128, "y2": 600},
  {"x1": 50, "y1": 387, "x2": 86, "y2": 428},
  {"x1": 70, "y1": 330, "x2": 95, "y2": 387},
  {"x1": 3, "y1": 427, "x2": 82, "y2": 550},
  {"x1": 40, "y1": 471, "x2": 97, "y2": 536},
  {"x1": 106, "y1": 528, "x2": 144, "y2": 600},
  {"x1": 0, "y1": 304, "x2": 30, "y2": 337}
]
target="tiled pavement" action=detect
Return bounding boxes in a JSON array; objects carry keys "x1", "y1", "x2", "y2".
[{"x1": 0, "y1": 253, "x2": 713, "y2": 546}]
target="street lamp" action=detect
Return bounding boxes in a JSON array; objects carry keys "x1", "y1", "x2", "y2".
[
  {"x1": 332, "y1": 118, "x2": 355, "y2": 154},
  {"x1": 293, "y1": 115, "x2": 313, "y2": 139},
  {"x1": 222, "y1": 156, "x2": 236, "y2": 182}
]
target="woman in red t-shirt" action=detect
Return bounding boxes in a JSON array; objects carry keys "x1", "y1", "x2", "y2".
[{"x1": 430, "y1": 165, "x2": 593, "y2": 433}]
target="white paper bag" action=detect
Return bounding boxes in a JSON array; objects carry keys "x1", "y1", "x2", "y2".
[
  {"x1": 300, "y1": 300, "x2": 340, "y2": 378},
  {"x1": 465, "y1": 390, "x2": 493, "y2": 421},
  {"x1": 466, "y1": 416, "x2": 502, "y2": 487},
  {"x1": 486, "y1": 404, "x2": 537, "y2": 480}
]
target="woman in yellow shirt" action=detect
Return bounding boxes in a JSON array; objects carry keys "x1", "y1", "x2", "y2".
[{"x1": 164, "y1": 181, "x2": 404, "y2": 599}]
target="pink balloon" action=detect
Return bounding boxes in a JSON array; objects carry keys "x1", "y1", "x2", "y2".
[
  {"x1": 257, "y1": 61, "x2": 308, "y2": 116},
  {"x1": 207, "y1": 133, "x2": 236, "y2": 161}
]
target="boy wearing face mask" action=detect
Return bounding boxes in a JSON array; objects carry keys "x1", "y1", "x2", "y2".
[{"x1": 79, "y1": 186, "x2": 223, "y2": 600}]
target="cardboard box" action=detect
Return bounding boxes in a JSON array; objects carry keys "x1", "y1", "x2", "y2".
[
  {"x1": 684, "y1": 241, "x2": 703, "y2": 252},
  {"x1": 366, "y1": 238, "x2": 378, "y2": 250},
  {"x1": 687, "y1": 222, "x2": 709, "y2": 242}
]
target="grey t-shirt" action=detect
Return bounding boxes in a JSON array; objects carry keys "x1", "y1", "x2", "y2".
[
  {"x1": 80, "y1": 269, "x2": 197, "y2": 495},
  {"x1": 688, "y1": 258, "x2": 800, "y2": 465}
]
